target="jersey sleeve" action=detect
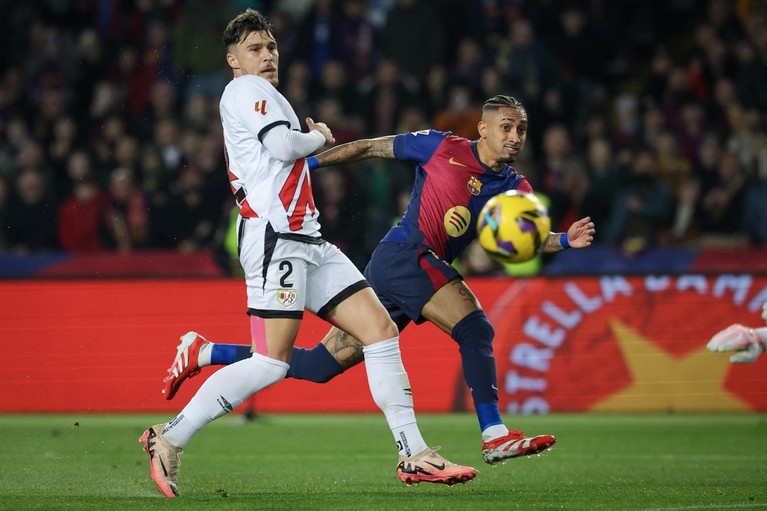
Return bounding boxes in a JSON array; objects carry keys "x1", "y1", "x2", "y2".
[
  {"x1": 393, "y1": 129, "x2": 450, "y2": 164},
  {"x1": 516, "y1": 175, "x2": 534, "y2": 194},
  {"x1": 235, "y1": 76, "x2": 292, "y2": 143}
]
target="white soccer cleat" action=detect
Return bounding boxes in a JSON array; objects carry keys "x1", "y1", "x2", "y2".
[
  {"x1": 139, "y1": 424, "x2": 183, "y2": 497},
  {"x1": 707, "y1": 324, "x2": 764, "y2": 363},
  {"x1": 396, "y1": 447, "x2": 477, "y2": 486}
]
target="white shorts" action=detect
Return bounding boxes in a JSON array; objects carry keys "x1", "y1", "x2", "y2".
[{"x1": 238, "y1": 216, "x2": 369, "y2": 319}]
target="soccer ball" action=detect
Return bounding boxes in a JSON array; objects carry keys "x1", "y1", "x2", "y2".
[{"x1": 476, "y1": 190, "x2": 551, "y2": 264}]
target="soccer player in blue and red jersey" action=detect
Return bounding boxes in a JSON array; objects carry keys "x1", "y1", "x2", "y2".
[{"x1": 164, "y1": 95, "x2": 596, "y2": 465}]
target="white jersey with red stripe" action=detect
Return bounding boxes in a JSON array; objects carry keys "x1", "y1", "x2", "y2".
[{"x1": 220, "y1": 74, "x2": 320, "y2": 236}]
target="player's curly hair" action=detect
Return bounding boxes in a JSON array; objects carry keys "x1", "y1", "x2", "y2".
[
  {"x1": 483, "y1": 95, "x2": 527, "y2": 117},
  {"x1": 223, "y1": 8, "x2": 274, "y2": 48}
]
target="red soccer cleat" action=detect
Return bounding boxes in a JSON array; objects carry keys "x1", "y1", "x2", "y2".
[
  {"x1": 481, "y1": 430, "x2": 556, "y2": 465},
  {"x1": 162, "y1": 331, "x2": 208, "y2": 400}
]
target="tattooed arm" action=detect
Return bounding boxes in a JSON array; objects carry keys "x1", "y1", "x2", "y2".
[
  {"x1": 312, "y1": 136, "x2": 396, "y2": 168},
  {"x1": 542, "y1": 216, "x2": 596, "y2": 253}
]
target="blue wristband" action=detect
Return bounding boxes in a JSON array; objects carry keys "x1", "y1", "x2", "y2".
[
  {"x1": 560, "y1": 232, "x2": 570, "y2": 249},
  {"x1": 306, "y1": 156, "x2": 319, "y2": 170}
]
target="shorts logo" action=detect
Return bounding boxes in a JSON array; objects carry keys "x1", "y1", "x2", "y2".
[
  {"x1": 277, "y1": 289, "x2": 298, "y2": 307},
  {"x1": 467, "y1": 176, "x2": 483, "y2": 195},
  {"x1": 443, "y1": 206, "x2": 471, "y2": 238}
]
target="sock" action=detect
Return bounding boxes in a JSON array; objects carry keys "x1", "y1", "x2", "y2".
[
  {"x1": 207, "y1": 342, "x2": 343, "y2": 383},
  {"x1": 162, "y1": 353, "x2": 288, "y2": 447},
  {"x1": 363, "y1": 337, "x2": 428, "y2": 457},
  {"x1": 287, "y1": 344, "x2": 344, "y2": 382},
  {"x1": 452, "y1": 310, "x2": 507, "y2": 438},
  {"x1": 209, "y1": 343, "x2": 251, "y2": 365}
]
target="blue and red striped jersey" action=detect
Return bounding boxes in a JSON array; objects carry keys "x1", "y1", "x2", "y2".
[{"x1": 383, "y1": 129, "x2": 533, "y2": 263}]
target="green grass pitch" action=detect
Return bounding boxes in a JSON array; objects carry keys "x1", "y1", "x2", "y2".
[{"x1": 1, "y1": 413, "x2": 765, "y2": 510}]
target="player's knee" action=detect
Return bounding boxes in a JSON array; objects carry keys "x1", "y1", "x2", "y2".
[{"x1": 452, "y1": 310, "x2": 495, "y2": 354}]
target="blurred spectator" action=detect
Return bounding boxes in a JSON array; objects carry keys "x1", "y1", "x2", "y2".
[
  {"x1": 152, "y1": 166, "x2": 218, "y2": 251},
  {"x1": 313, "y1": 165, "x2": 366, "y2": 269},
  {"x1": 56, "y1": 174, "x2": 108, "y2": 253},
  {"x1": 699, "y1": 150, "x2": 747, "y2": 240},
  {"x1": 172, "y1": 0, "x2": 236, "y2": 99},
  {"x1": 380, "y1": 0, "x2": 445, "y2": 82},
  {"x1": 656, "y1": 130, "x2": 693, "y2": 196},
  {"x1": 537, "y1": 123, "x2": 585, "y2": 231},
  {"x1": 334, "y1": 0, "x2": 378, "y2": 81},
  {"x1": 581, "y1": 137, "x2": 618, "y2": 240},
  {"x1": 5, "y1": 168, "x2": 57, "y2": 252},
  {"x1": 419, "y1": 64, "x2": 449, "y2": 119},
  {"x1": 102, "y1": 167, "x2": 151, "y2": 252},
  {"x1": 310, "y1": 59, "x2": 358, "y2": 117},
  {"x1": 0, "y1": 173, "x2": 11, "y2": 250},
  {"x1": 603, "y1": 148, "x2": 675, "y2": 253},
  {"x1": 494, "y1": 18, "x2": 564, "y2": 126},
  {"x1": 356, "y1": 58, "x2": 417, "y2": 136},
  {"x1": 432, "y1": 84, "x2": 482, "y2": 140}
]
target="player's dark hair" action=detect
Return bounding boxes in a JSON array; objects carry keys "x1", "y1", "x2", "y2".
[
  {"x1": 223, "y1": 8, "x2": 274, "y2": 48},
  {"x1": 483, "y1": 95, "x2": 526, "y2": 117}
]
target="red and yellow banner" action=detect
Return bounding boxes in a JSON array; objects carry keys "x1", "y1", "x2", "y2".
[{"x1": 1, "y1": 276, "x2": 765, "y2": 413}]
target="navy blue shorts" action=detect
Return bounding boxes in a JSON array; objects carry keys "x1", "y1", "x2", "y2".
[{"x1": 363, "y1": 242, "x2": 462, "y2": 331}]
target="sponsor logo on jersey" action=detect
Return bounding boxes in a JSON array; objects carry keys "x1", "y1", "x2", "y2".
[
  {"x1": 443, "y1": 206, "x2": 471, "y2": 237},
  {"x1": 449, "y1": 157, "x2": 468, "y2": 167},
  {"x1": 254, "y1": 99, "x2": 268, "y2": 115},
  {"x1": 277, "y1": 289, "x2": 298, "y2": 307},
  {"x1": 467, "y1": 175, "x2": 483, "y2": 195}
]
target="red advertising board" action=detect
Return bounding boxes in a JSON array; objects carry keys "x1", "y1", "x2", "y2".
[{"x1": 1, "y1": 276, "x2": 765, "y2": 414}]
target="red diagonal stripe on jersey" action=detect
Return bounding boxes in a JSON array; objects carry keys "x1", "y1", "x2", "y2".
[{"x1": 279, "y1": 158, "x2": 316, "y2": 231}]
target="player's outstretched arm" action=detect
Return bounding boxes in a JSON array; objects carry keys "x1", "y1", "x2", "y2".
[
  {"x1": 542, "y1": 217, "x2": 595, "y2": 253},
  {"x1": 311, "y1": 135, "x2": 396, "y2": 168},
  {"x1": 707, "y1": 323, "x2": 767, "y2": 363}
]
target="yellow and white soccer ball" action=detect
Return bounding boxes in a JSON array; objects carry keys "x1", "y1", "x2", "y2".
[{"x1": 476, "y1": 190, "x2": 551, "y2": 264}]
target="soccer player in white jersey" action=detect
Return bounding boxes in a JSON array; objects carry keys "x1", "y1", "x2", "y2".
[
  {"x1": 139, "y1": 9, "x2": 476, "y2": 497},
  {"x1": 707, "y1": 301, "x2": 767, "y2": 363}
]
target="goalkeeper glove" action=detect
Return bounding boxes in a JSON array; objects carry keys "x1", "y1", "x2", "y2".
[{"x1": 707, "y1": 324, "x2": 767, "y2": 363}]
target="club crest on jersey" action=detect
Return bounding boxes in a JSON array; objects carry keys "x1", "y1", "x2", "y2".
[
  {"x1": 467, "y1": 176, "x2": 483, "y2": 196},
  {"x1": 254, "y1": 99, "x2": 268, "y2": 115},
  {"x1": 443, "y1": 206, "x2": 471, "y2": 237},
  {"x1": 276, "y1": 289, "x2": 297, "y2": 307}
]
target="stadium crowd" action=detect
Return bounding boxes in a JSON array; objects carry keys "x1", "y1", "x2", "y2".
[{"x1": 0, "y1": 0, "x2": 765, "y2": 274}]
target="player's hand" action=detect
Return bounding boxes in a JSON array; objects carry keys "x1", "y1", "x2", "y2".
[
  {"x1": 306, "y1": 117, "x2": 335, "y2": 146},
  {"x1": 566, "y1": 217, "x2": 595, "y2": 249},
  {"x1": 706, "y1": 323, "x2": 764, "y2": 363},
  {"x1": 762, "y1": 302, "x2": 767, "y2": 324}
]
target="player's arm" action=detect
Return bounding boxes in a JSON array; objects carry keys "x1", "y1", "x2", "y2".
[
  {"x1": 310, "y1": 136, "x2": 396, "y2": 168},
  {"x1": 261, "y1": 120, "x2": 333, "y2": 161},
  {"x1": 541, "y1": 217, "x2": 595, "y2": 253}
]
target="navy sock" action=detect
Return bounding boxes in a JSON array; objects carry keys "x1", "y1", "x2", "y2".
[
  {"x1": 210, "y1": 344, "x2": 252, "y2": 365},
  {"x1": 287, "y1": 343, "x2": 344, "y2": 383},
  {"x1": 452, "y1": 310, "x2": 503, "y2": 431}
]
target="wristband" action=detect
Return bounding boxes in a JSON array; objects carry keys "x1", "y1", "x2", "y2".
[
  {"x1": 560, "y1": 232, "x2": 570, "y2": 249},
  {"x1": 306, "y1": 156, "x2": 319, "y2": 170}
]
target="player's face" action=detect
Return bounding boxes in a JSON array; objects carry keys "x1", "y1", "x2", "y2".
[
  {"x1": 227, "y1": 30, "x2": 279, "y2": 85},
  {"x1": 479, "y1": 106, "x2": 528, "y2": 164}
]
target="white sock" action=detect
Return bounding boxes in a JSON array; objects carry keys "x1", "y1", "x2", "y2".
[
  {"x1": 198, "y1": 342, "x2": 212, "y2": 366},
  {"x1": 363, "y1": 337, "x2": 428, "y2": 457},
  {"x1": 163, "y1": 353, "x2": 288, "y2": 447},
  {"x1": 481, "y1": 424, "x2": 509, "y2": 442}
]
